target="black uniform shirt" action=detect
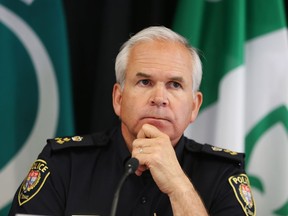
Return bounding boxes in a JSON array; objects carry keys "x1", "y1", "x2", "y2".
[{"x1": 9, "y1": 126, "x2": 256, "y2": 216}]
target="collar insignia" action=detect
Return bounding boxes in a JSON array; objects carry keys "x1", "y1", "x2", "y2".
[
  {"x1": 55, "y1": 136, "x2": 83, "y2": 144},
  {"x1": 72, "y1": 136, "x2": 83, "y2": 141},
  {"x1": 211, "y1": 146, "x2": 238, "y2": 155}
]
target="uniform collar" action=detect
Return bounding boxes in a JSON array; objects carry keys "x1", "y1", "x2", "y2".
[{"x1": 115, "y1": 126, "x2": 132, "y2": 168}]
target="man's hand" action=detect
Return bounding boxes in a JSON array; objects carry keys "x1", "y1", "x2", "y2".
[
  {"x1": 131, "y1": 124, "x2": 187, "y2": 195},
  {"x1": 131, "y1": 124, "x2": 208, "y2": 216}
]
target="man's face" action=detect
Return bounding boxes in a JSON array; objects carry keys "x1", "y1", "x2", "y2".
[{"x1": 113, "y1": 40, "x2": 202, "y2": 147}]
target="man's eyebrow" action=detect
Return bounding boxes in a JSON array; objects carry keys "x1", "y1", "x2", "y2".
[
  {"x1": 170, "y1": 76, "x2": 184, "y2": 83},
  {"x1": 136, "y1": 72, "x2": 151, "y2": 78},
  {"x1": 136, "y1": 72, "x2": 184, "y2": 82}
]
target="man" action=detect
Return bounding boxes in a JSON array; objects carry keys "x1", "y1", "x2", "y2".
[{"x1": 9, "y1": 26, "x2": 255, "y2": 216}]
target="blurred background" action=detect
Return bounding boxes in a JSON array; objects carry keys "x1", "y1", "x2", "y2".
[
  {"x1": 1, "y1": 0, "x2": 288, "y2": 215},
  {"x1": 64, "y1": 0, "x2": 180, "y2": 134}
]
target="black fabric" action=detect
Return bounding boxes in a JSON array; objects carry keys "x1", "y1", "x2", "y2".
[{"x1": 9, "y1": 126, "x2": 247, "y2": 216}]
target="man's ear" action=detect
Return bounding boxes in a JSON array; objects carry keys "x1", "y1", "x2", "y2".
[
  {"x1": 112, "y1": 83, "x2": 122, "y2": 117},
  {"x1": 190, "y1": 91, "x2": 203, "y2": 123}
]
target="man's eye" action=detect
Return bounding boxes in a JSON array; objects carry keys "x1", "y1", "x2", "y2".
[
  {"x1": 138, "y1": 79, "x2": 151, "y2": 86},
  {"x1": 169, "y1": 81, "x2": 182, "y2": 89}
]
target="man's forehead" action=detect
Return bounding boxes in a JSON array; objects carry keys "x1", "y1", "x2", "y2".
[{"x1": 126, "y1": 40, "x2": 194, "y2": 82}]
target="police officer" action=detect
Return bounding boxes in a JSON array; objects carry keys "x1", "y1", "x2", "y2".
[{"x1": 9, "y1": 26, "x2": 255, "y2": 216}]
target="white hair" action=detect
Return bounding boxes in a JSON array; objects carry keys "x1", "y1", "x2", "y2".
[{"x1": 115, "y1": 26, "x2": 202, "y2": 93}]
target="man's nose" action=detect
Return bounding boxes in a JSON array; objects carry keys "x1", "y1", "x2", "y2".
[{"x1": 149, "y1": 84, "x2": 169, "y2": 107}]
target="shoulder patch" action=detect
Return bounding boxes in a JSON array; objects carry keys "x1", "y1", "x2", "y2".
[
  {"x1": 18, "y1": 159, "x2": 50, "y2": 206},
  {"x1": 229, "y1": 174, "x2": 256, "y2": 216}
]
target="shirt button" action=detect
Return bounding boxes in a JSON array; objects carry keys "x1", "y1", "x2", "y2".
[{"x1": 141, "y1": 196, "x2": 147, "y2": 204}]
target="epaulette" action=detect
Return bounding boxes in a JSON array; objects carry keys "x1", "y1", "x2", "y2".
[
  {"x1": 201, "y1": 144, "x2": 244, "y2": 163},
  {"x1": 186, "y1": 141, "x2": 244, "y2": 163},
  {"x1": 48, "y1": 131, "x2": 111, "y2": 151}
]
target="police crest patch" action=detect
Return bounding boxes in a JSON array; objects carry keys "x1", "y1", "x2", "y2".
[
  {"x1": 18, "y1": 159, "x2": 50, "y2": 206},
  {"x1": 229, "y1": 174, "x2": 256, "y2": 216}
]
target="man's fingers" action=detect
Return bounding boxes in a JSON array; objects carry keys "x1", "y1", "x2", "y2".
[
  {"x1": 137, "y1": 124, "x2": 165, "y2": 139},
  {"x1": 135, "y1": 165, "x2": 148, "y2": 176}
]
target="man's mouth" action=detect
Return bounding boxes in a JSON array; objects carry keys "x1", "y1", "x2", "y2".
[{"x1": 141, "y1": 116, "x2": 171, "y2": 123}]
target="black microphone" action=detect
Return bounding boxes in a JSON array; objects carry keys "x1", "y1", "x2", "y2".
[{"x1": 110, "y1": 157, "x2": 139, "y2": 216}]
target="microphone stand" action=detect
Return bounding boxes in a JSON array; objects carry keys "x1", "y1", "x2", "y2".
[{"x1": 109, "y1": 158, "x2": 139, "y2": 216}]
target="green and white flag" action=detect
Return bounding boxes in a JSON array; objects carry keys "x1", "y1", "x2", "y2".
[
  {"x1": 174, "y1": 0, "x2": 288, "y2": 215},
  {"x1": 0, "y1": 0, "x2": 74, "y2": 215}
]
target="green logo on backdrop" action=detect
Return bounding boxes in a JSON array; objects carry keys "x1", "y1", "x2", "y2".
[
  {"x1": 245, "y1": 105, "x2": 288, "y2": 215},
  {"x1": 0, "y1": 3, "x2": 60, "y2": 215}
]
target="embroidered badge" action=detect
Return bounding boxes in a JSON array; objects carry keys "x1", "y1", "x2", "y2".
[
  {"x1": 229, "y1": 174, "x2": 256, "y2": 216},
  {"x1": 18, "y1": 159, "x2": 50, "y2": 206}
]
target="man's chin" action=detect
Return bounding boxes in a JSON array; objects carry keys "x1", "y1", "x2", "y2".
[{"x1": 140, "y1": 118, "x2": 171, "y2": 130}]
